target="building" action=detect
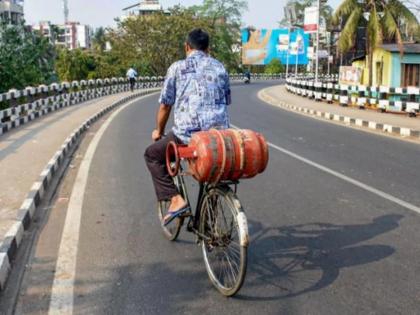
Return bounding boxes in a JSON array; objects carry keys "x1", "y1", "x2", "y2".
[
  {"x1": 0, "y1": 0, "x2": 24, "y2": 25},
  {"x1": 122, "y1": 0, "x2": 168, "y2": 20},
  {"x1": 32, "y1": 21, "x2": 92, "y2": 50},
  {"x1": 352, "y1": 44, "x2": 420, "y2": 87}
]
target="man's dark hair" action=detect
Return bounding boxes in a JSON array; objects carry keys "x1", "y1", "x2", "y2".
[{"x1": 186, "y1": 28, "x2": 210, "y2": 51}]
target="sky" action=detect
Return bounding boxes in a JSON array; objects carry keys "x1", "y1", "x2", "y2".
[{"x1": 24, "y1": 0, "x2": 342, "y2": 29}]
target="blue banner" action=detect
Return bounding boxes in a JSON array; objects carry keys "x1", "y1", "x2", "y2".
[{"x1": 241, "y1": 28, "x2": 309, "y2": 66}]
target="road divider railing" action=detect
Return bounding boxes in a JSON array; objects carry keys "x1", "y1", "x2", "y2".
[
  {"x1": 285, "y1": 77, "x2": 420, "y2": 117},
  {"x1": 0, "y1": 77, "x2": 164, "y2": 136},
  {"x1": 0, "y1": 74, "x2": 284, "y2": 137},
  {"x1": 229, "y1": 73, "x2": 285, "y2": 81}
]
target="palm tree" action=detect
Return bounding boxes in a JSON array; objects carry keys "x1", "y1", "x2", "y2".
[{"x1": 332, "y1": 0, "x2": 419, "y2": 86}]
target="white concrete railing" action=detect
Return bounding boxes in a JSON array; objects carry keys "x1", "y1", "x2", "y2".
[
  {"x1": 285, "y1": 77, "x2": 420, "y2": 117},
  {"x1": 0, "y1": 77, "x2": 165, "y2": 136},
  {"x1": 0, "y1": 74, "x2": 284, "y2": 136}
]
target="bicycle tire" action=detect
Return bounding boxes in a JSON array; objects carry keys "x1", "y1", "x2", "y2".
[
  {"x1": 157, "y1": 174, "x2": 185, "y2": 241},
  {"x1": 199, "y1": 185, "x2": 248, "y2": 296}
]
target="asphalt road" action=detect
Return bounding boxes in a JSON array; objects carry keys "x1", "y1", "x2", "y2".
[{"x1": 13, "y1": 81, "x2": 420, "y2": 314}]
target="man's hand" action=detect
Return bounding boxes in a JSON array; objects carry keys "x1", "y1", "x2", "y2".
[
  {"x1": 152, "y1": 129, "x2": 163, "y2": 142},
  {"x1": 153, "y1": 104, "x2": 172, "y2": 142}
]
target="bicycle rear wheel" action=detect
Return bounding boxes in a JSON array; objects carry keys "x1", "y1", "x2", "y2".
[
  {"x1": 199, "y1": 186, "x2": 248, "y2": 296},
  {"x1": 157, "y1": 175, "x2": 185, "y2": 241}
]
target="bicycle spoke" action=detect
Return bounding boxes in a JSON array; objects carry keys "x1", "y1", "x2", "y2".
[
  {"x1": 227, "y1": 245, "x2": 241, "y2": 261},
  {"x1": 224, "y1": 252, "x2": 239, "y2": 285},
  {"x1": 201, "y1": 188, "x2": 247, "y2": 296},
  {"x1": 221, "y1": 254, "x2": 231, "y2": 287}
]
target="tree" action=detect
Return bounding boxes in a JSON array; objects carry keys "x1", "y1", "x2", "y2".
[
  {"x1": 332, "y1": 0, "x2": 418, "y2": 85},
  {"x1": 108, "y1": 8, "x2": 217, "y2": 76},
  {"x1": 401, "y1": 1, "x2": 420, "y2": 42},
  {"x1": 191, "y1": 0, "x2": 247, "y2": 27},
  {"x1": 92, "y1": 27, "x2": 107, "y2": 52},
  {"x1": 192, "y1": 0, "x2": 248, "y2": 72},
  {"x1": 55, "y1": 48, "x2": 95, "y2": 81},
  {"x1": 264, "y1": 58, "x2": 285, "y2": 74},
  {"x1": 0, "y1": 22, "x2": 56, "y2": 93},
  {"x1": 403, "y1": 0, "x2": 420, "y2": 15}
]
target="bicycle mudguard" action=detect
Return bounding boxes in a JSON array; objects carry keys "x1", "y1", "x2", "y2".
[{"x1": 237, "y1": 212, "x2": 249, "y2": 246}]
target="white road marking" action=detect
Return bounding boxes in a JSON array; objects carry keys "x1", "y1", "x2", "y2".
[
  {"x1": 48, "y1": 94, "x2": 158, "y2": 315},
  {"x1": 231, "y1": 124, "x2": 420, "y2": 215}
]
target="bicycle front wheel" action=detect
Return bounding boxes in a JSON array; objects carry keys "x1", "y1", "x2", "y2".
[{"x1": 199, "y1": 186, "x2": 248, "y2": 297}]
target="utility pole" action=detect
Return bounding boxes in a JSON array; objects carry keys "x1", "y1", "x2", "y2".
[
  {"x1": 315, "y1": 0, "x2": 320, "y2": 82},
  {"x1": 295, "y1": 35, "x2": 299, "y2": 77},
  {"x1": 286, "y1": 27, "x2": 290, "y2": 78},
  {"x1": 63, "y1": 0, "x2": 69, "y2": 23},
  {"x1": 285, "y1": 4, "x2": 297, "y2": 78}
]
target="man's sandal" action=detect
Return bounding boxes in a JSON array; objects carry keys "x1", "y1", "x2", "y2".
[{"x1": 163, "y1": 206, "x2": 191, "y2": 226}]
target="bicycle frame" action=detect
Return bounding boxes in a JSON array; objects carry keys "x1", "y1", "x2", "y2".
[{"x1": 176, "y1": 163, "x2": 239, "y2": 241}]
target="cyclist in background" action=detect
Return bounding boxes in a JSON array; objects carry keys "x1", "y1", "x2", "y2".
[
  {"x1": 144, "y1": 28, "x2": 231, "y2": 226},
  {"x1": 126, "y1": 66, "x2": 138, "y2": 92}
]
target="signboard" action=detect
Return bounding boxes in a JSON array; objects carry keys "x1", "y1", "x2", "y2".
[
  {"x1": 306, "y1": 47, "x2": 328, "y2": 59},
  {"x1": 241, "y1": 28, "x2": 309, "y2": 65},
  {"x1": 317, "y1": 50, "x2": 329, "y2": 59},
  {"x1": 339, "y1": 66, "x2": 363, "y2": 85},
  {"x1": 304, "y1": 7, "x2": 318, "y2": 33},
  {"x1": 307, "y1": 46, "x2": 314, "y2": 59}
]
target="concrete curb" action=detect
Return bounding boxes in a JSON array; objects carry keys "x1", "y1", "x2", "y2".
[
  {"x1": 0, "y1": 88, "x2": 160, "y2": 290},
  {"x1": 259, "y1": 88, "x2": 420, "y2": 141}
]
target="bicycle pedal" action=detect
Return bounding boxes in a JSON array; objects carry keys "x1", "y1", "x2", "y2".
[{"x1": 186, "y1": 220, "x2": 194, "y2": 232}]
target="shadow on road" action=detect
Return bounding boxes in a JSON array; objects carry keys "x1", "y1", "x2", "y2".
[
  {"x1": 20, "y1": 214, "x2": 401, "y2": 314},
  {"x1": 237, "y1": 214, "x2": 402, "y2": 301}
]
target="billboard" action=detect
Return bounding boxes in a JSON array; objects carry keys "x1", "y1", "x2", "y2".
[
  {"x1": 304, "y1": 6, "x2": 318, "y2": 33},
  {"x1": 241, "y1": 28, "x2": 309, "y2": 66}
]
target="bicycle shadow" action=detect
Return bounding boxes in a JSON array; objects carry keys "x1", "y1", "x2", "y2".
[{"x1": 238, "y1": 214, "x2": 402, "y2": 301}]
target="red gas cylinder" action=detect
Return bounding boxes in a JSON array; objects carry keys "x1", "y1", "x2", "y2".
[{"x1": 166, "y1": 129, "x2": 269, "y2": 183}]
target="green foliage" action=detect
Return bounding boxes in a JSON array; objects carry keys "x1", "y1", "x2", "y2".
[
  {"x1": 55, "y1": 48, "x2": 127, "y2": 81},
  {"x1": 0, "y1": 22, "x2": 56, "y2": 93},
  {"x1": 108, "y1": 1, "x2": 247, "y2": 75},
  {"x1": 55, "y1": 48, "x2": 92, "y2": 81},
  {"x1": 332, "y1": 0, "x2": 419, "y2": 84},
  {"x1": 192, "y1": 0, "x2": 247, "y2": 72},
  {"x1": 264, "y1": 58, "x2": 285, "y2": 74},
  {"x1": 108, "y1": 9, "x2": 211, "y2": 76},
  {"x1": 92, "y1": 27, "x2": 107, "y2": 52},
  {"x1": 1, "y1": 1, "x2": 248, "y2": 90},
  {"x1": 191, "y1": 0, "x2": 247, "y2": 27}
]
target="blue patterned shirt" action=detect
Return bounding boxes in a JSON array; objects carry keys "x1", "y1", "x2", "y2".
[{"x1": 159, "y1": 50, "x2": 231, "y2": 143}]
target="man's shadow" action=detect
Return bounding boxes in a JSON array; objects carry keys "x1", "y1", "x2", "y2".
[{"x1": 238, "y1": 214, "x2": 402, "y2": 301}]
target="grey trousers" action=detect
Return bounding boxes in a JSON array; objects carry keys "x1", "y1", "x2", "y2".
[{"x1": 144, "y1": 132, "x2": 181, "y2": 201}]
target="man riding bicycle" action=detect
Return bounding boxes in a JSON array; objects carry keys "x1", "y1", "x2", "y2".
[
  {"x1": 144, "y1": 28, "x2": 231, "y2": 226},
  {"x1": 126, "y1": 66, "x2": 138, "y2": 92}
]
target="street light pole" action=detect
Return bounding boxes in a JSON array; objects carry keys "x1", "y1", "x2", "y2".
[
  {"x1": 315, "y1": 0, "x2": 321, "y2": 82},
  {"x1": 295, "y1": 37, "x2": 299, "y2": 77},
  {"x1": 286, "y1": 26, "x2": 290, "y2": 78}
]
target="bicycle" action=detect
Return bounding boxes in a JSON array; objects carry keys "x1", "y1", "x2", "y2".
[{"x1": 157, "y1": 159, "x2": 249, "y2": 297}]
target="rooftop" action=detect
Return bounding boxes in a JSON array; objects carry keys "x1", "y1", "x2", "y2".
[
  {"x1": 381, "y1": 43, "x2": 420, "y2": 54},
  {"x1": 123, "y1": 1, "x2": 162, "y2": 12}
]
